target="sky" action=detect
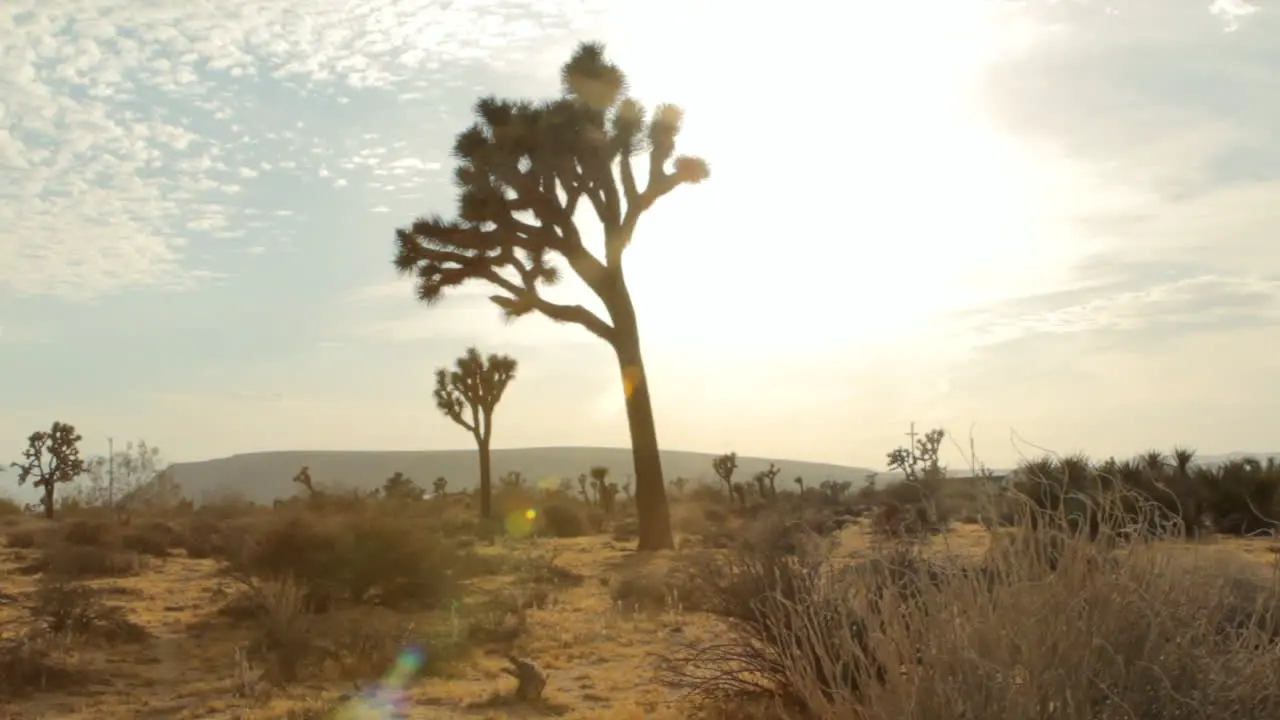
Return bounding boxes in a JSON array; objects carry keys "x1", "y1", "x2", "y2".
[{"x1": 1, "y1": 0, "x2": 1276, "y2": 476}]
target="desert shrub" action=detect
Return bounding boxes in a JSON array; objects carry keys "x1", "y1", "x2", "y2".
[
  {"x1": 30, "y1": 579, "x2": 150, "y2": 643},
  {"x1": 121, "y1": 521, "x2": 174, "y2": 557},
  {"x1": 228, "y1": 509, "x2": 466, "y2": 611},
  {"x1": 21, "y1": 544, "x2": 142, "y2": 578},
  {"x1": 5, "y1": 529, "x2": 37, "y2": 549},
  {"x1": 177, "y1": 517, "x2": 233, "y2": 559},
  {"x1": 1196, "y1": 459, "x2": 1280, "y2": 535},
  {"x1": 0, "y1": 496, "x2": 23, "y2": 517},
  {"x1": 62, "y1": 518, "x2": 115, "y2": 547},
  {"x1": 666, "y1": 497, "x2": 1280, "y2": 719},
  {"x1": 0, "y1": 634, "x2": 86, "y2": 698},
  {"x1": 539, "y1": 503, "x2": 589, "y2": 538},
  {"x1": 239, "y1": 576, "x2": 316, "y2": 684}
]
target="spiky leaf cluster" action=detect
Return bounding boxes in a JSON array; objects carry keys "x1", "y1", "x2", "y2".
[
  {"x1": 433, "y1": 347, "x2": 518, "y2": 440},
  {"x1": 393, "y1": 42, "x2": 710, "y2": 344}
]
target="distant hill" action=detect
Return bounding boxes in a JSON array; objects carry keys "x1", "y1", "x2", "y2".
[{"x1": 164, "y1": 447, "x2": 878, "y2": 505}]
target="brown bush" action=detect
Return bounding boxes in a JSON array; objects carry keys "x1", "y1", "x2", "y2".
[
  {"x1": 539, "y1": 503, "x2": 590, "y2": 538},
  {"x1": 63, "y1": 519, "x2": 115, "y2": 547},
  {"x1": 228, "y1": 508, "x2": 467, "y2": 611},
  {"x1": 664, "y1": 500, "x2": 1280, "y2": 719},
  {"x1": 5, "y1": 529, "x2": 37, "y2": 549},
  {"x1": 21, "y1": 544, "x2": 143, "y2": 578},
  {"x1": 0, "y1": 634, "x2": 86, "y2": 699},
  {"x1": 0, "y1": 496, "x2": 24, "y2": 517},
  {"x1": 30, "y1": 580, "x2": 151, "y2": 643},
  {"x1": 121, "y1": 522, "x2": 173, "y2": 558}
]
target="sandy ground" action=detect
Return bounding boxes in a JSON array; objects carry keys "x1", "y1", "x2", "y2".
[{"x1": 2, "y1": 523, "x2": 1276, "y2": 720}]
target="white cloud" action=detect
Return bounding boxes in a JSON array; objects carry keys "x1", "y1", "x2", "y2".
[{"x1": 0, "y1": 0, "x2": 603, "y2": 300}]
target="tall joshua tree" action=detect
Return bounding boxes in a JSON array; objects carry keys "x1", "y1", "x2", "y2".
[
  {"x1": 434, "y1": 347, "x2": 517, "y2": 520},
  {"x1": 393, "y1": 42, "x2": 709, "y2": 551}
]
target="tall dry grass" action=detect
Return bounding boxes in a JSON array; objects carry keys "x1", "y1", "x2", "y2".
[{"x1": 666, "y1": 484, "x2": 1280, "y2": 719}]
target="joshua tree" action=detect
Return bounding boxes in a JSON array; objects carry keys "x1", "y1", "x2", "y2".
[
  {"x1": 589, "y1": 465, "x2": 610, "y2": 505},
  {"x1": 500, "y1": 470, "x2": 527, "y2": 490},
  {"x1": 712, "y1": 452, "x2": 738, "y2": 501},
  {"x1": 794, "y1": 476, "x2": 805, "y2": 495},
  {"x1": 670, "y1": 476, "x2": 689, "y2": 495},
  {"x1": 752, "y1": 471, "x2": 768, "y2": 499},
  {"x1": 433, "y1": 476, "x2": 448, "y2": 496},
  {"x1": 292, "y1": 466, "x2": 316, "y2": 496},
  {"x1": 577, "y1": 473, "x2": 591, "y2": 505},
  {"x1": 11, "y1": 421, "x2": 86, "y2": 519},
  {"x1": 434, "y1": 347, "x2": 518, "y2": 520},
  {"x1": 392, "y1": 43, "x2": 709, "y2": 551},
  {"x1": 754, "y1": 462, "x2": 781, "y2": 499}
]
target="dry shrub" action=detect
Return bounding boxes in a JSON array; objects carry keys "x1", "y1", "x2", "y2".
[
  {"x1": 235, "y1": 576, "x2": 317, "y2": 684},
  {"x1": 21, "y1": 543, "x2": 143, "y2": 578},
  {"x1": 63, "y1": 518, "x2": 115, "y2": 547},
  {"x1": 5, "y1": 529, "x2": 37, "y2": 549},
  {"x1": 30, "y1": 579, "x2": 151, "y2": 643},
  {"x1": 228, "y1": 507, "x2": 468, "y2": 611},
  {"x1": 0, "y1": 496, "x2": 24, "y2": 516},
  {"x1": 0, "y1": 634, "x2": 86, "y2": 698},
  {"x1": 665, "y1": 498, "x2": 1280, "y2": 720},
  {"x1": 539, "y1": 503, "x2": 590, "y2": 538},
  {"x1": 121, "y1": 521, "x2": 174, "y2": 558}
]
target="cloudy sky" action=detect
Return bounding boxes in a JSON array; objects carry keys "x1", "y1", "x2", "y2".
[{"x1": 0, "y1": 0, "x2": 1275, "y2": 474}]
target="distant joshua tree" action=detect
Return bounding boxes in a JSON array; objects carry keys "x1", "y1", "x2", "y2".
[
  {"x1": 11, "y1": 421, "x2": 85, "y2": 519},
  {"x1": 433, "y1": 347, "x2": 518, "y2": 520},
  {"x1": 432, "y1": 476, "x2": 448, "y2": 497},
  {"x1": 391, "y1": 42, "x2": 709, "y2": 551},
  {"x1": 712, "y1": 452, "x2": 738, "y2": 502},
  {"x1": 292, "y1": 466, "x2": 316, "y2": 496},
  {"x1": 752, "y1": 462, "x2": 781, "y2": 499}
]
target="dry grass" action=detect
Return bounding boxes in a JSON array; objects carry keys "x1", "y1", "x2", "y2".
[{"x1": 0, "y1": 485, "x2": 1276, "y2": 719}]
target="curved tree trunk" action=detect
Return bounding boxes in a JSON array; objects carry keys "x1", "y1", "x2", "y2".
[
  {"x1": 477, "y1": 436, "x2": 493, "y2": 520},
  {"x1": 610, "y1": 300, "x2": 674, "y2": 552}
]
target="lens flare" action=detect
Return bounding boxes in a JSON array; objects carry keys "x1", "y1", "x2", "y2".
[
  {"x1": 504, "y1": 508, "x2": 536, "y2": 537},
  {"x1": 332, "y1": 646, "x2": 425, "y2": 719}
]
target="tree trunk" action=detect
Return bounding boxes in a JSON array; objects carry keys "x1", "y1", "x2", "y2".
[
  {"x1": 42, "y1": 485, "x2": 55, "y2": 519},
  {"x1": 610, "y1": 305, "x2": 674, "y2": 551},
  {"x1": 477, "y1": 436, "x2": 493, "y2": 520}
]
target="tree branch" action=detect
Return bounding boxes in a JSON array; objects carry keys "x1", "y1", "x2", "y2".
[{"x1": 483, "y1": 268, "x2": 615, "y2": 344}]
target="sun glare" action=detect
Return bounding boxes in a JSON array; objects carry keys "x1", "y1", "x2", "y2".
[{"x1": 580, "y1": 2, "x2": 1078, "y2": 357}]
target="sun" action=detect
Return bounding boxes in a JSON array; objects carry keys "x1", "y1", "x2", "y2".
[{"x1": 590, "y1": 2, "x2": 1047, "y2": 355}]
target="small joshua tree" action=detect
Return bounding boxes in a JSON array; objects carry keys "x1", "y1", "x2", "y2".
[
  {"x1": 12, "y1": 421, "x2": 86, "y2": 519},
  {"x1": 433, "y1": 476, "x2": 448, "y2": 496},
  {"x1": 887, "y1": 426, "x2": 947, "y2": 483},
  {"x1": 712, "y1": 452, "x2": 738, "y2": 502},
  {"x1": 392, "y1": 42, "x2": 709, "y2": 551},
  {"x1": 434, "y1": 347, "x2": 517, "y2": 520},
  {"x1": 292, "y1": 466, "x2": 316, "y2": 496},
  {"x1": 794, "y1": 476, "x2": 805, "y2": 495},
  {"x1": 753, "y1": 462, "x2": 781, "y2": 499},
  {"x1": 589, "y1": 465, "x2": 610, "y2": 508},
  {"x1": 670, "y1": 476, "x2": 689, "y2": 495},
  {"x1": 600, "y1": 483, "x2": 620, "y2": 514},
  {"x1": 752, "y1": 472, "x2": 768, "y2": 500},
  {"x1": 577, "y1": 473, "x2": 591, "y2": 505}
]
